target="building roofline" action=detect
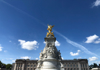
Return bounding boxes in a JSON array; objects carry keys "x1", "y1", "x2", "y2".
[{"x1": 15, "y1": 59, "x2": 88, "y2": 62}]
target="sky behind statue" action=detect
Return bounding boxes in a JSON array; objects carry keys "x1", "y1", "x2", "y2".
[{"x1": 0, "y1": 0, "x2": 100, "y2": 65}]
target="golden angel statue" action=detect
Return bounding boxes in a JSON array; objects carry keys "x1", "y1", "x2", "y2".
[{"x1": 46, "y1": 24, "x2": 54, "y2": 37}]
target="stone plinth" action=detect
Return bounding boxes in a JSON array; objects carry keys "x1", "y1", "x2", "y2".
[{"x1": 36, "y1": 34, "x2": 64, "y2": 70}]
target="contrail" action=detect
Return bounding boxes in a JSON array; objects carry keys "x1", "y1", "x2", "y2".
[
  {"x1": 1, "y1": 0, "x2": 99, "y2": 58},
  {"x1": 0, "y1": 0, "x2": 47, "y2": 27},
  {"x1": 53, "y1": 29, "x2": 100, "y2": 58}
]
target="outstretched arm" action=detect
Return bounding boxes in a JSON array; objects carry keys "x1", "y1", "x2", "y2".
[{"x1": 52, "y1": 25, "x2": 54, "y2": 28}]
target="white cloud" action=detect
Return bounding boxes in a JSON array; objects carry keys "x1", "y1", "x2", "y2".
[
  {"x1": 18, "y1": 39, "x2": 39, "y2": 50},
  {"x1": 12, "y1": 60, "x2": 15, "y2": 62},
  {"x1": 70, "y1": 50, "x2": 80, "y2": 56},
  {"x1": 4, "y1": 50, "x2": 7, "y2": 52},
  {"x1": 6, "y1": 58, "x2": 9, "y2": 60},
  {"x1": 9, "y1": 58, "x2": 13, "y2": 60},
  {"x1": 93, "y1": 0, "x2": 100, "y2": 7},
  {"x1": 89, "y1": 57, "x2": 98, "y2": 61},
  {"x1": 55, "y1": 40, "x2": 60, "y2": 46},
  {"x1": 53, "y1": 30, "x2": 99, "y2": 57},
  {"x1": 85, "y1": 34, "x2": 99, "y2": 43},
  {"x1": 94, "y1": 40, "x2": 100, "y2": 44},
  {"x1": 36, "y1": 58, "x2": 38, "y2": 60},
  {"x1": 98, "y1": 38, "x2": 100, "y2": 40},
  {"x1": 9, "y1": 40, "x2": 11, "y2": 42},
  {"x1": 43, "y1": 41, "x2": 46, "y2": 44},
  {"x1": 85, "y1": 34, "x2": 100, "y2": 44},
  {"x1": 0, "y1": 44, "x2": 3, "y2": 51},
  {"x1": 1, "y1": 59, "x2": 4, "y2": 61},
  {"x1": 91, "y1": 61, "x2": 100, "y2": 64},
  {"x1": 62, "y1": 57, "x2": 64, "y2": 60},
  {"x1": 98, "y1": 61, "x2": 100, "y2": 64},
  {"x1": 43, "y1": 40, "x2": 60, "y2": 46},
  {"x1": 5, "y1": 58, "x2": 13, "y2": 60},
  {"x1": 20, "y1": 56, "x2": 31, "y2": 59}
]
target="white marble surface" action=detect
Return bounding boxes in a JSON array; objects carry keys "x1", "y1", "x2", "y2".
[{"x1": 36, "y1": 36, "x2": 64, "y2": 70}]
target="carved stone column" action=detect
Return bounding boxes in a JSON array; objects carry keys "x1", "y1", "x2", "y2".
[
  {"x1": 14, "y1": 63, "x2": 16, "y2": 70},
  {"x1": 87, "y1": 63, "x2": 89, "y2": 70},
  {"x1": 78, "y1": 62, "x2": 81, "y2": 70},
  {"x1": 22, "y1": 63, "x2": 25, "y2": 70}
]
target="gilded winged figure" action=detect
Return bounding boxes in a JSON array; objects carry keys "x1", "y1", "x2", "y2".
[{"x1": 46, "y1": 24, "x2": 54, "y2": 37}]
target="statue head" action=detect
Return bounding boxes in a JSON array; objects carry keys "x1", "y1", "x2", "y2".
[{"x1": 47, "y1": 24, "x2": 54, "y2": 29}]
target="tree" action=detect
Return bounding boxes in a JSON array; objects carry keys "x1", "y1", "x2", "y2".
[
  {"x1": 0, "y1": 61, "x2": 6, "y2": 68},
  {"x1": 0, "y1": 61, "x2": 12, "y2": 70},
  {"x1": 2, "y1": 63, "x2": 6, "y2": 68},
  {"x1": 0, "y1": 61, "x2": 3, "y2": 68},
  {"x1": 89, "y1": 64, "x2": 94, "y2": 69},
  {"x1": 73, "y1": 59, "x2": 77, "y2": 60},
  {"x1": 89, "y1": 63, "x2": 98, "y2": 69},
  {"x1": 6, "y1": 64, "x2": 12, "y2": 70},
  {"x1": 93, "y1": 63, "x2": 98, "y2": 68}
]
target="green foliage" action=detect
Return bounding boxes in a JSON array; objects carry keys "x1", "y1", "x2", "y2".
[
  {"x1": 2, "y1": 63, "x2": 6, "y2": 68},
  {"x1": 89, "y1": 63, "x2": 98, "y2": 69},
  {"x1": 0, "y1": 61, "x2": 7, "y2": 68},
  {"x1": 6, "y1": 64, "x2": 12, "y2": 69},
  {"x1": 0, "y1": 61, "x2": 3, "y2": 68},
  {"x1": 89, "y1": 64, "x2": 94, "y2": 69},
  {"x1": 0, "y1": 61, "x2": 12, "y2": 70},
  {"x1": 93, "y1": 63, "x2": 98, "y2": 68},
  {"x1": 73, "y1": 58, "x2": 77, "y2": 60}
]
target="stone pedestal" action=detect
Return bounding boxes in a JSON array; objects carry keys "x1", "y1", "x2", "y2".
[{"x1": 36, "y1": 34, "x2": 64, "y2": 70}]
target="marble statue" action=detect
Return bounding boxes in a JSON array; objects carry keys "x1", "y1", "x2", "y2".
[{"x1": 36, "y1": 25, "x2": 64, "y2": 70}]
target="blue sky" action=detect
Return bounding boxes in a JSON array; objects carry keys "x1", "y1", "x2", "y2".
[{"x1": 0, "y1": 0, "x2": 100, "y2": 65}]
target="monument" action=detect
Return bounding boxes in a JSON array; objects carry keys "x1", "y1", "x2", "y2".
[
  {"x1": 36, "y1": 25, "x2": 64, "y2": 70},
  {"x1": 12, "y1": 25, "x2": 89, "y2": 70}
]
